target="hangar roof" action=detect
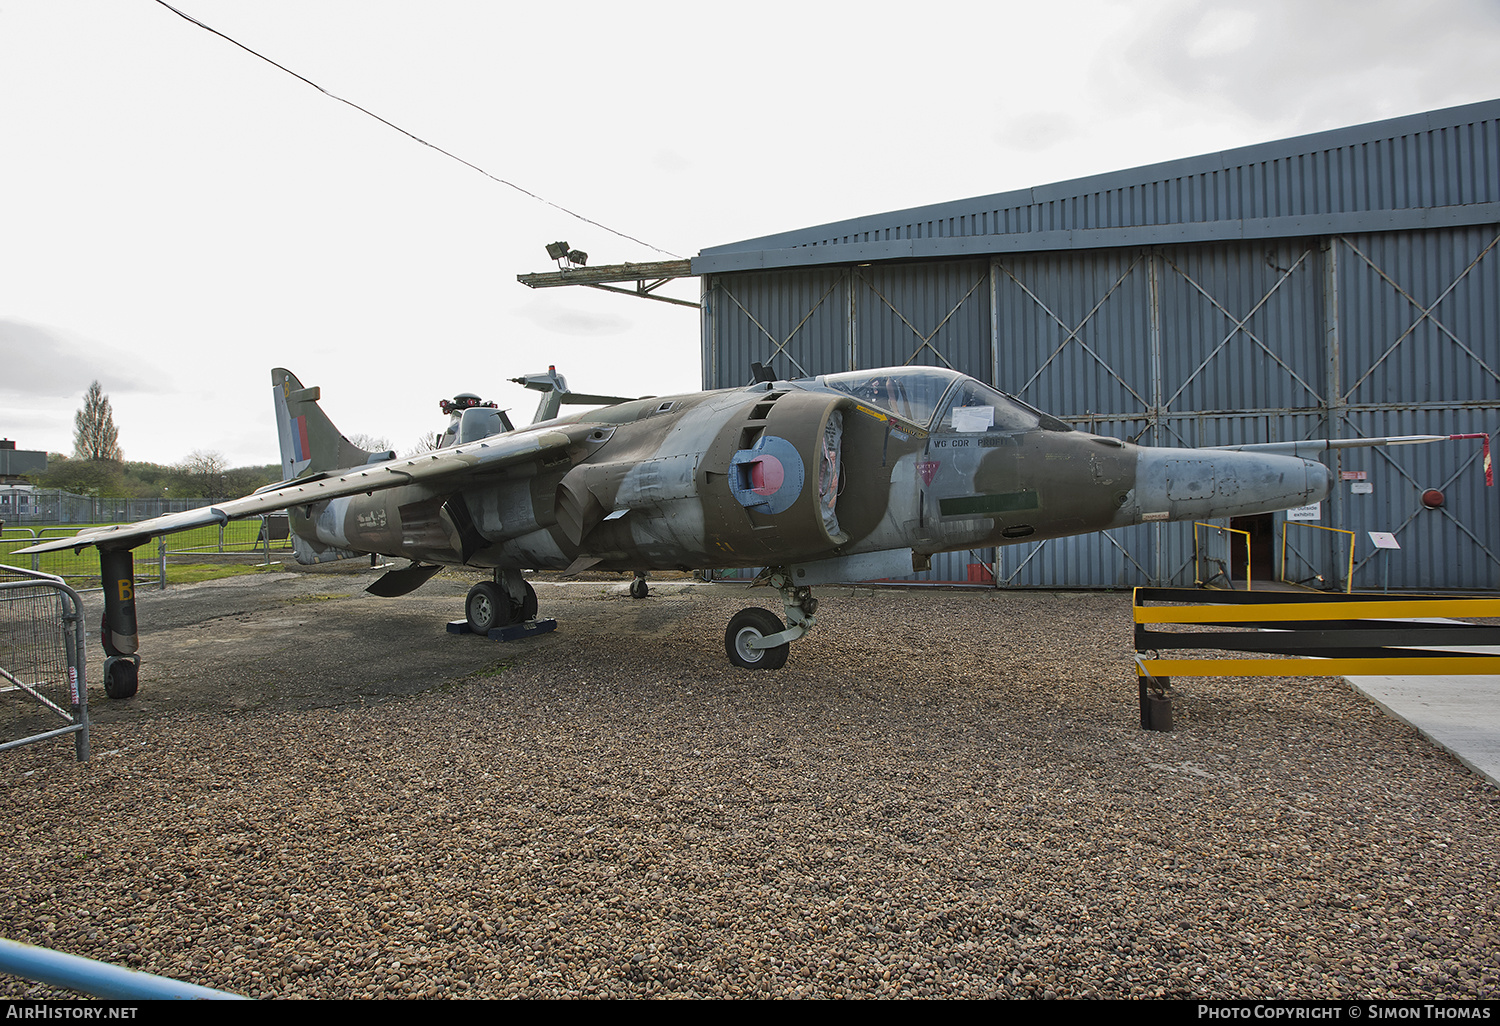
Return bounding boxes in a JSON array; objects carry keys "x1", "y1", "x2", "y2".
[{"x1": 694, "y1": 99, "x2": 1500, "y2": 275}]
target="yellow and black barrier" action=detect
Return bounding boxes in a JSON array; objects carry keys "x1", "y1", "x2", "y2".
[{"x1": 1132, "y1": 587, "x2": 1500, "y2": 731}]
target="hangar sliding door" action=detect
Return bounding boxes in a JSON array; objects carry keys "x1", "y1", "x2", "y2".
[
  {"x1": 992, "y1": 249, "x2": 1161, "y2": 587},
  {"x1": 850, "y1": 262, "x2": 995, "y2": 582},
  {"x1": 1328, "y1": 226, "x2": 1500, "y2": 591}
]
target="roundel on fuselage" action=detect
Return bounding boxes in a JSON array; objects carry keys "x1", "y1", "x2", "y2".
[{"x1": 728, "y1": 435, "x2": 805, "y2": 515}]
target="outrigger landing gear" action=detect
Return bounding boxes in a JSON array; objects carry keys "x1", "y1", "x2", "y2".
[
  {"x1": 724, "y1": 567, "x2": 818, "y2": 670},
  {"x1": 99, "y1": 546, "x2": 141, "y2": 699},
  {"x1": 629, "y1": 573, "x2": 649, "y2": 599},
  {"x1": 465, "y1": 569, "x2": 538, "y2": 634}
]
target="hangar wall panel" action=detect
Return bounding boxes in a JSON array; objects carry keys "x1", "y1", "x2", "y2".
[
  {"x1": 852, "y1": 261, "x2": 991, "y2": 373},
  {"x1": 1156, "y1": 240, "x2": 1327, "y2": 419},
  {"x1": 1333, "y1": 408, "x2": 1496, "y2": 592},
  {"x1": 702, "y1": 268, "x2": 850, "y2": 386},
  {"x1": 1336, "y1": 226, "x2": 1500, "y2": 407},
  {"x1": 993, "y1": 250, "x2": 1155, "y2": 426}
]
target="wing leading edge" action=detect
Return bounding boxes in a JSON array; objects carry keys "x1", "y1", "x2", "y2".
[{"x1": 14, "y1": 425, "x2": 586, "y2": 556}]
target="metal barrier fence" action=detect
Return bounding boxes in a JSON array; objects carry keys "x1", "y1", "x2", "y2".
[
  {"x1": 1132, "y1": 587, "x2": 1500, "y2": 731},
  {"x1": 1192, "y1": 522, "x2": 1251, "y2": 590},
  {"x1": 163, "y1": 513, "x2": 292, "y2": 556},
  {"x1": 0, "y1": 568, "x2": 88, "y2": 762},
  {"x1": 1281, "y1": 521, "x2": 1355, "y2": 594}
]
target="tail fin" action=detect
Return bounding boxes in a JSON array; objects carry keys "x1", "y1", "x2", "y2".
[{"x1": 272, "y1": 368, "x2": 388, "y2": 479}]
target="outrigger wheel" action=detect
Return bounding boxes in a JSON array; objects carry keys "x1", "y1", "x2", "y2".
[
  {"x1": 465, "y1": 571, "x2": 538, "y2": 634},
  {"x1": 629, "y1": 575, "x2": 649, "y2": 599},
  {"x1": 102, "y1": 655, "x2": 140, "y2": 700}
]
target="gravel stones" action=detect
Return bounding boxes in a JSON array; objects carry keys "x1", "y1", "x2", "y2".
[{"x1": 1, "y1": 574, "x2": 1496, "y2": 998}]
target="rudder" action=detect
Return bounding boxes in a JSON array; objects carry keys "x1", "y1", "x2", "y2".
[{"x1": 272, "y1": 368, "x2": 391, "y2": 479}]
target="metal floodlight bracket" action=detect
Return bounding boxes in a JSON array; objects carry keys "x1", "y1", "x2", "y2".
[{"x1": 516, "y1": 259, "x2": 700, "y2": 309}]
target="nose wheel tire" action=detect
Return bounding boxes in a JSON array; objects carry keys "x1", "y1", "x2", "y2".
[{"x1": 725, "y1": 608, "x2": 789, "y2": 670}]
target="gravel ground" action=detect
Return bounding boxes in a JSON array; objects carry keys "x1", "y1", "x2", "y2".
[{"x1": 1, "y1": 571, "x2": 1497, "y2": 999}]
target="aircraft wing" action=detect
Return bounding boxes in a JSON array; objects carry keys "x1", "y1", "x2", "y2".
[{"x1": 13, "y1": 425, "x2": 588, "y2": 555}]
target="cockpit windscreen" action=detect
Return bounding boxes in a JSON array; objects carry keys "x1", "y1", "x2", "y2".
[
  {"x1": 822, "y1": 368, "x2": 1058, "y2": 434},
  {"x1": 822, "y1": 368, "x2": 965, "y2": 427}
]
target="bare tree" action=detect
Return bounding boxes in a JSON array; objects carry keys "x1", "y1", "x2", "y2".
[
  {"x1": 403, "y1": 433, "x2": 441, "y2": 458},
  {"x1": 73, "y1": 380, "x2": 122, "y2": 461},
  {"x1": 348, "y1": 433, "x2": 392, "y2": 454},
  {"x1": 178, "y1": 449, "x2": 228, "y2": 497}
]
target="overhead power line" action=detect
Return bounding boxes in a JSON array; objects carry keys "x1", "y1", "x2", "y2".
[{"x1": 151, "y1": 0, "x2": 682, "y2": 259}]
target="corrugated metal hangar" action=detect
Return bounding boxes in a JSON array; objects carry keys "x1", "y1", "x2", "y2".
[{"x1": 690, "y1": 99, "x2": 1500, "y2": 591}]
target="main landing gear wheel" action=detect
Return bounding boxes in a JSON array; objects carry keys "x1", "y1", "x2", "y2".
[
  {"x1": 466, "y1": 579, "x2": 538, "y2": 633},
  {"x1": 725, "y1": 608, "x2": 789, "y2": 670},
  {"x1": 466, "y1": 581, "x2": 505, "y2": 633},
  {"x1": 629, "y1": 577, "x2": 649, "y2": 599}
]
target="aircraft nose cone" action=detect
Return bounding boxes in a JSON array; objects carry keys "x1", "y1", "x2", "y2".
[
  {"x1": 1130, "y1": 448, "x2": 1336, "y2": 524},
  {"x1": 1305, "y1": 458, "x2": 1334, "y2": 503}
]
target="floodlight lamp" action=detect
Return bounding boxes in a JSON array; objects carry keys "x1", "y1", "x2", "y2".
[
  {"x1": 567, "y1": 249, "x2": 588, "y2": 267},
  {"x1": 545, "y1": 241, "x2": 570, "y2": 261}
]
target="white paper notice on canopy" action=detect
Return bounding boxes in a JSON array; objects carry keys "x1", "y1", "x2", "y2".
[
  {"x1": 1368, "y1": 531, "x2": 1401, "y2": 550},
  {"x1": 1285, "y1": 502, "x2": 1322, "y2": 521},
  {"x1": 951, "y1": 405, "x2": 995, "y2": 433}
]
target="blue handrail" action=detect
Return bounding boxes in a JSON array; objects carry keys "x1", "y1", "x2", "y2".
[{"x1": 0, "y1": 938, "x2": 247, "y2": 1000}]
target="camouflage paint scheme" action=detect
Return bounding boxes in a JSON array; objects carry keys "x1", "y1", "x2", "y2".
[
  {"x1": 21, "y1": 365, "x2": 1332, "y2": 682},
  {"x1": 276, "y1": 365, "x2": 1329, "y2": 579}
]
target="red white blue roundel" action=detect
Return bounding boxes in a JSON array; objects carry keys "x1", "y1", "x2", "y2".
[{"x1": 729, "y1": 435, "x2": 805, "y2": 515}]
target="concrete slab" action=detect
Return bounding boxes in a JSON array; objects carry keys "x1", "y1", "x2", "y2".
[{"x1": 1346, "y1": 674, "x2": 1500, "y2": 786}]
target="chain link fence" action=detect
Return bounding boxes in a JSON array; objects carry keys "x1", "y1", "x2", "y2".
[
  {"x1": 0, "y1": 489, "x2": 229, "y2": 526},
  {"x1": 1, "y1": 515, "x2": 292, "y2": 591}
]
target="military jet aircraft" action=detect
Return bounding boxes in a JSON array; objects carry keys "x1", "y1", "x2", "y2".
[{"x1": 23, "y1": 363, "x2": 1372, "y2": 698}]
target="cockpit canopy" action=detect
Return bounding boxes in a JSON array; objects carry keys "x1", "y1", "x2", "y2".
[{"x1": 820, "y1": 368, "x2": 1063, "y2": 433}]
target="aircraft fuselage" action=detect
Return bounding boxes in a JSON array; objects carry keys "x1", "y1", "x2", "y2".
[{"x1": 291, "y1": 368, "x2": 1330, "y2": 579}]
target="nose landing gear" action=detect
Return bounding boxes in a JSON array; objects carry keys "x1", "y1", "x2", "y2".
[{"x1": 724, "y1": 567, "x2": 818, "y2": 670}]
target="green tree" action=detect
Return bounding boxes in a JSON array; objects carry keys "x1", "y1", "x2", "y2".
[
  {"x1": 73, "y1": 380, "x2": 122, "y2": 461},
  {"x1": 33, "y1": 453, "x2": 124, "y2": 496}
]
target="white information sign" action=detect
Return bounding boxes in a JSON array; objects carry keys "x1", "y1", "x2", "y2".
[
  {"x1": 1285, "y1": 502, "x2": 1322, "y2": 521},
  {"x1": 951, "y1": 406, "x2": 994, "y2": 433},
  {"x1": 1350, "y1": 481, "x2": 1374, "y2": 494},
  {"x1": 1368, "y1": 531, "x2": 1400, "y2": 550}
]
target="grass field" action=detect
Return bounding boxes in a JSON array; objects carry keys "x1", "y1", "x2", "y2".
[{"x1": 1, "y1": 518, "x2": 292, "y2": 588}]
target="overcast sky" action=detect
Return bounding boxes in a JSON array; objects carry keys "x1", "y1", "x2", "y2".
[{"x1": 2, "y1": 0, "x2": 1498, "y2": 468}]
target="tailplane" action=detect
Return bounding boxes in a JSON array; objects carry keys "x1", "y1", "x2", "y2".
[{"x1": 272, "y1": 368, "x2": 393, "y2": 479}]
